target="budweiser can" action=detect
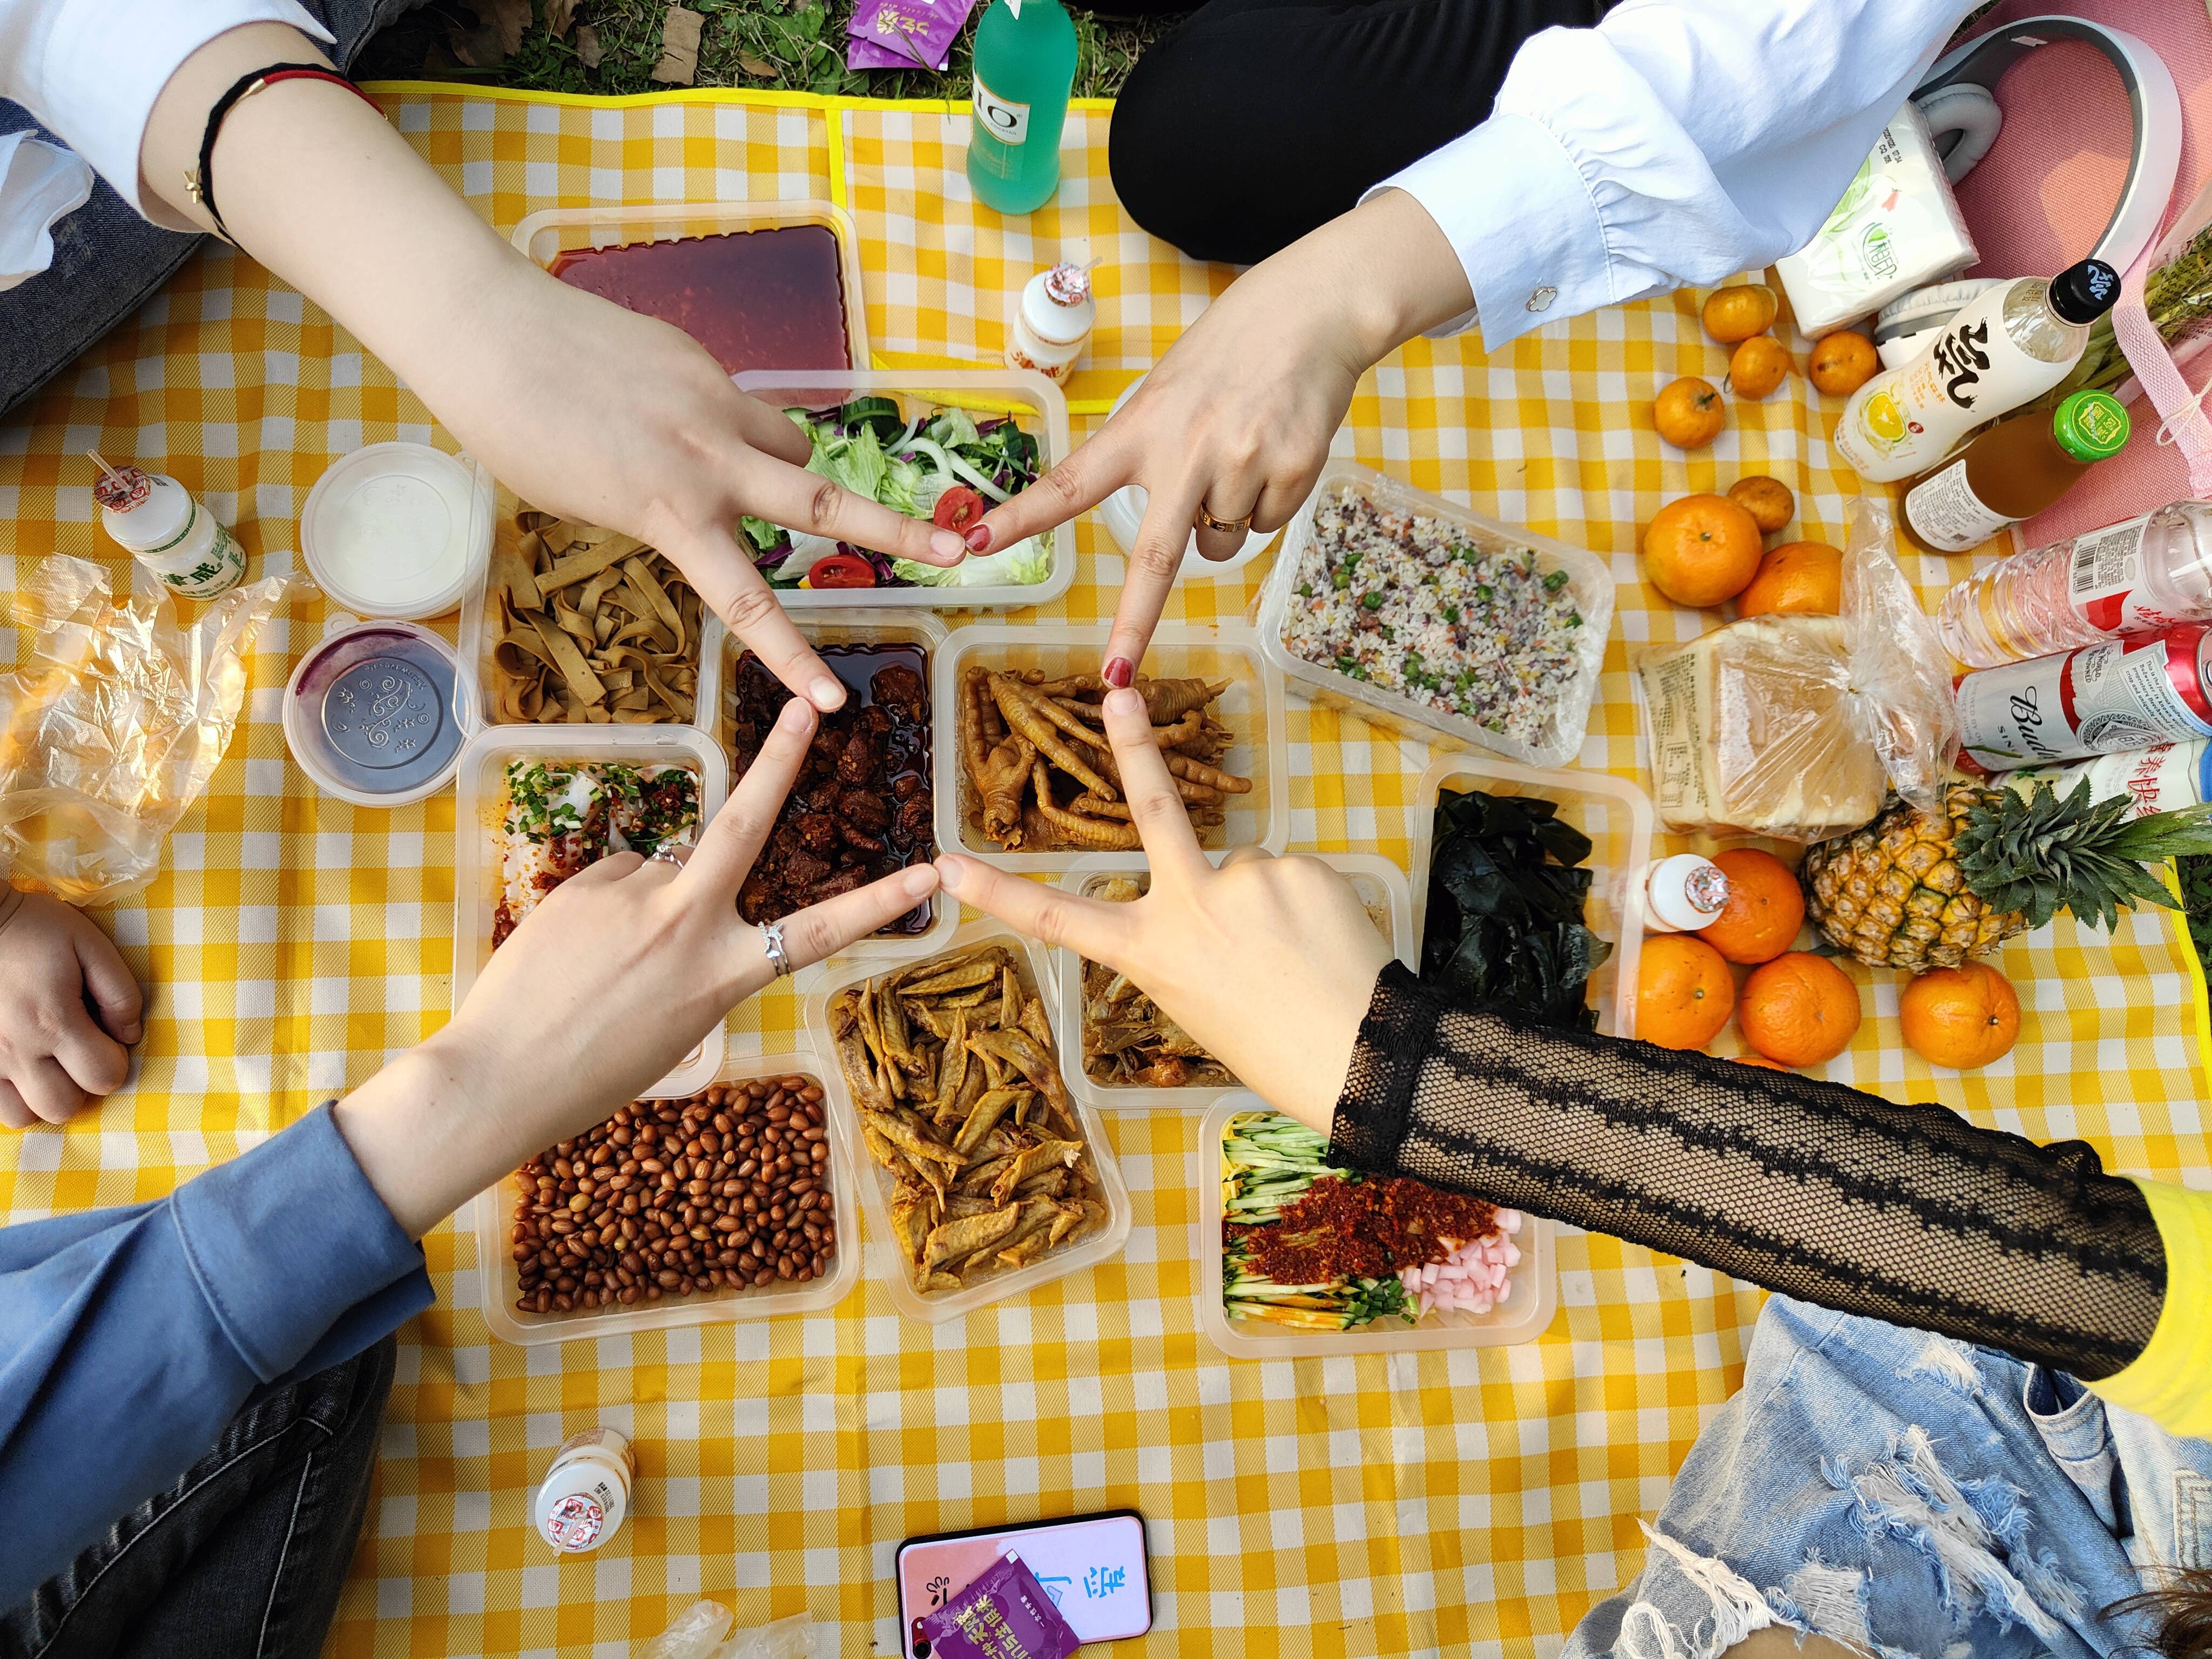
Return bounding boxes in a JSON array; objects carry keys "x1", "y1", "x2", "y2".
[{"x1": 1956, "y1": 623, "x2": 2212, "y2": 774}]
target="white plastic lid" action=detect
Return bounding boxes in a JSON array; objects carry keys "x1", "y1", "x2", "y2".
[
  {"x1": 301, "y1": 443, "x2": 490, "y2": 621},
  {"x1": 1098, "y1": 374, "x2": 1271, "y2": 577},
  {"x1": 281, "y1": 619, "x2": 476, "y2": 808},
  {"x1": 534, "y1": 1451, "x2": 629, "y2": 1553}
]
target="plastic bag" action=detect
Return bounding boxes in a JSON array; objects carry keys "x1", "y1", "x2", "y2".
[
  {"x1": 638, "y1": 1603, "x2": 826, "y2": 1659},
  {"x1": 1634, "y1": 498, "x2": 1957, "y2": 841},
  {"x1": 0, "y1": 555, "x2": 289, "y2": 903}
]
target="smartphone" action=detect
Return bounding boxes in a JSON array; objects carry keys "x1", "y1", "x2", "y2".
[{"x1": 896, "y1": 1509, "x2": 1151, "y2": 1656}]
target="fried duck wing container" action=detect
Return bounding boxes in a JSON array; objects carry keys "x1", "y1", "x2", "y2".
[{"x1": 1633, "y1": 498, "x2": 1957, "y2": 842}]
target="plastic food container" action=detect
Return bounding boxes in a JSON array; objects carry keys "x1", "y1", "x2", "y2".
[
  {"x1": 1053, "y1": 851, "x2": 1413, "y2": 1113},
  {"x1": 1257, "y1": 460, "x2": 1613, "y2": 770},
  {"x1": 1408, "y1": 752, "x2": 1654, "y2": 1040},
  {"x1": 934, "y1": 622, "x2": 1289, "y2": 874},
  {"x1": 697, "y1": 608, "x2": 957, "y2": 963},
  {"x1": 730, "y1": 369, "x2": 1076, "y2": 612},
  {"x1": 1198, "y1": 1092, "x2": 1556, "y2": 1358},
  {"x1": 509, "y1": 199, "x2": 870, "y2": 371},
  {"x1": 300, "y1": 443, "x2": 493, "y2": 621},
  {"x1": 450, "y1": 724, "x2": 728, "y2": 1095},
  {"x1": 282, "y1": 619, "x2": 477, "y2": 808},
  {"x1": 802, "y1": 918, "x2": 1134, "y2": 1324},
  {"x1": 474, "y1": 1049, "x2": 861, "y2": 1346}
]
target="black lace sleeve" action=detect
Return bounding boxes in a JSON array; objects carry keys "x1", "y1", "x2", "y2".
[{"x1": 1330, "y1": 962, "x2": 2166, "y2": 1379}]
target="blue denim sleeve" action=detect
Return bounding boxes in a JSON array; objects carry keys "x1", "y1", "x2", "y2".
[{"x1": 0, "y1": 1104, "x2": 431, "y2": 1604}]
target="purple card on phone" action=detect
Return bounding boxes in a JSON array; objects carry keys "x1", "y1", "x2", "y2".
[{"x1": 916, "y1": 1553, "x2": 1082, "y2": 1659}]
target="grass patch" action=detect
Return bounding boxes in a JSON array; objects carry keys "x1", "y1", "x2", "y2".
[{"x1": 355, "y1": 0, "x2": 1170, "y2": 102}]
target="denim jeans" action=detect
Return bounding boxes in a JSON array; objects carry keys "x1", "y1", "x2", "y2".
[
  {"x1": 0, "y1": 1335, "x2": 395, "y2": 1659},
  {"x1": 0, "y1": 0, "x2": 420, "y2": 417},
  {"x1": 1567, "y1": 1298, "x2": 2212, "y2": 1659}
]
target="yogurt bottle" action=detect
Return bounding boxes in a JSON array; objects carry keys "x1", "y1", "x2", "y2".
[
  {"x1": 95, "y1": 464, "x2": 245, "y2": 598},
  {"x1": 1642, "y1": 853, "x2": 1730, "y2": 933},
  {"x1": 534, "y1": 1427, "x2": 635, "y2": 1554},
  {"x1": 1005, "y1": 262, "x2": 1095, "y2": 383}
]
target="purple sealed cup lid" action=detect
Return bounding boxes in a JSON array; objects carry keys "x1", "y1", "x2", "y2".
[{"x1": 915, "y1": 1553, "x2": 1081, "y2": 1659}]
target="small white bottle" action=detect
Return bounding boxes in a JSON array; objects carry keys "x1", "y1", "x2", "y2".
[
  {"x1": 534, "y1": 1427, "x2": 634, "y2": 1554},
  {"x1": 1643, "y1": 853, "x2": 1730, "y2": 933},
  {"x1": 1006, "y1": 261, "x2": 1095, "y2": 383},
  {"x1": 93, "y1": 460, "x2": 245, "y2": 598}
]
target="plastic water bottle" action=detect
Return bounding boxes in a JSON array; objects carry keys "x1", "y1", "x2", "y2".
[
  {"x1": 967, "y1": 0, "x2": 1076, "y2": 217},
  {"x1": 1938, "y1": 500, "x2": 2212, "y2": 667}
]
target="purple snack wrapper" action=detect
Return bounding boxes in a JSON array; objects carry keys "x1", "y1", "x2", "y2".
[
  {"x1": 916, "y1": 1553, "x2": 1082, "y2": 1659},
  {"x1": 845, "y1": 0, "x2": 973, "y2": 72}
]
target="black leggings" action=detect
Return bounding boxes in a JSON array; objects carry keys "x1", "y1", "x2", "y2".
[{"x1": 1108, "y1": 0, "x2": 1609, "y2": 266}]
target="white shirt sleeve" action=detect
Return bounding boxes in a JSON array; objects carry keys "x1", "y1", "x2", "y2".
[
  {"x1": 0, "y1": 0, "x2": 332, "y2": 231},
  {"x1": 1374, "y1": 0, "x2": 1972, "y2": 349}
]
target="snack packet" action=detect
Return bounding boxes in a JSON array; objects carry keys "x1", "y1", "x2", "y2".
[
  {"x1": 846, "y1": 0, "x2": 975, "y2": 72},
  {"x1": 1633, "y1": 498, "x2": 1956, "y2": 841},
  {"x1": 915, "y1": 1553, "x2": 1080, "y2": 1659}
]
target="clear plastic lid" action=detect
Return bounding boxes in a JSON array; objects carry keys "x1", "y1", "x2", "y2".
[
  {"x1": 281, "y1": 620, "x2": 476, "y2": 808},
  {"x1": 301, "y1": 443, "x2": 491, "y2": 621}
]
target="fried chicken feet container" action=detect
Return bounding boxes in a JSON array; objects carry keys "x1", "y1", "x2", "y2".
[
  {"x1": 804, "y1": 918, "x2": 1134, "y2": 1324},
  {"x1": 1051, "y1": 851, "x2": 1414, "y2": 1114}
]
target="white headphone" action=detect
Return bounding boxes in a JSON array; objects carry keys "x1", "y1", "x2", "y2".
[{"x1": 1910, "y1": 16, "x2": 2181, "y2": 277}]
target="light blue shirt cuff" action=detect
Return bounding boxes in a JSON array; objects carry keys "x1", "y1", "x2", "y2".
[
  {"x1": 1373, "y1": 111, "x2": 1616, "y2": 354},
  {"x1": 168, "y1": 1102, "x2": 427, "y2": 1382}
]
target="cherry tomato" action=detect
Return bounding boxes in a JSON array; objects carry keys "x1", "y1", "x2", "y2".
[
  {"x1": 932, "y1": 484, "x2": 986, "y2": 534},
  {"x1": 808, "y1": 552, "x2": 877, "y2": 589}
]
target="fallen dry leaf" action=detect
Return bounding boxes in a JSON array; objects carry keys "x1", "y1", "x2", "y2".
[
  {"x1": 737, "y1": 50, "x2": 778, "y2": 76},
  {"x1": 652, "y1": 4, "x2": 705, "y2": 84},
  {"x1": 488, "y1": 0, "x2": 531, "y2": 55},
  {"x1": 545, "y1": 0, "x2": 581, "y2": 37},
  {"x1": 575, "y1": 21, "x2": 603, "y2": 64}
]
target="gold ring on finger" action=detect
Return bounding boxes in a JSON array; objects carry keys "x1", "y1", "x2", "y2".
[{"x1": 1194, "y1": 503, "x2": 1253, "y2": 534}]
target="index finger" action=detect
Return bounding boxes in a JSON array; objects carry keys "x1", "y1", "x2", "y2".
[
  {"x1": 934, "y1": 854, "x2": 1134, "y2": 967},
  {"x1": 1100, "y1": 471, "x2": 1204, "y2": 685},
  {"x1": 657, "y1": 519, "x2": 846, "y2": 712},
  {"x1": 967, "y1": 423, "x2": 1137, "y2": 557},
  {"x1": 736, "y1": 451, "x2": 968, "y2": 568},
  {"x1": 1098, "y1": 686, "x2": 1211, "y2": 884},
  {"x1": 681, "y1": 697, "x2": 815, "y2": 900}
]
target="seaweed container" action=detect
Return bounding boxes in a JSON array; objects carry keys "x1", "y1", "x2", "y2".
[
  {"x1": 1257, "y1": 461, "x2": 1613, "y2": 769},
  {"x1": 1052, "y1": 851, "x2": 1413, "y2": 1113},
  {"x1": 1198, "y1": 1091, "x2": 1557, "y2": 1358},
  {"x1": 451, "y1": 724, "x2": 728, "y2": 1096},
  {"x1": 510, "y1": 200, "x2": 870, "y2": 372},
  {"x1": 730, "y1": 369, "x2": 1076, "y2": 612},
  {"x1": 699, "y1": 609, "x2": 957, "y2": 963},
  {"x1": 1408, "y1": 752, "x2": 1654, "y2": 1040},
  {"x1": 802, "y1": 918, "x2": 1134, "y2": 1324},
  {"x1": 934, "y1": 621, "x2": 1289, "y2": 875},
  {"x1": 474, "y1": 1049, "x2": 861, "y2": 1347}
]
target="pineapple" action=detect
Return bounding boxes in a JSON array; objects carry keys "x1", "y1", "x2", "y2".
[{"x1": 1803, "y1": 779, "x2": 2212, "y2": 971}]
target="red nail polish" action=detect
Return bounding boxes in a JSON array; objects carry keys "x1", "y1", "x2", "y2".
[
  {"x1": 1103, "y1": 657, "x2": 1134, "y2": 689},
  {"x1": 964, "y1": 524, "x2": 994, "y2": 553}
]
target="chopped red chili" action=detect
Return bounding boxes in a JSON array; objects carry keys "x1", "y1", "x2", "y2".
[{"x1": 1230, "y1": 1176, "x2": 1498, "y2": 1285}]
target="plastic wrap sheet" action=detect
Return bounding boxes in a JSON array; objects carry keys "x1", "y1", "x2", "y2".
[{"x1": 0, "y1": 556, "x2": 288, "y2": 903}]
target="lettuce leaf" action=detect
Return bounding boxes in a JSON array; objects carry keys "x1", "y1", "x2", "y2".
[{"x1": 891, "y1": 535, "x2": 1052, "y2": 588}]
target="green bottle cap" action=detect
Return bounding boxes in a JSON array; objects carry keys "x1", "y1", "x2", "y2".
[{"x1": 2053, "y1": 389, "x2": 2130, "y2": 462}]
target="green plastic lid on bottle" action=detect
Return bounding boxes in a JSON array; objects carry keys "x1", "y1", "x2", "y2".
[{"x1": 2053, "y1": 389, "x2": 2130, "y2": 462}]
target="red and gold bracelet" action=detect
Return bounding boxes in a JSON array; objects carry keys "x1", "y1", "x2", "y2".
[{"x1": 185, "y1": 63, "x2": 384, "y2": 243}]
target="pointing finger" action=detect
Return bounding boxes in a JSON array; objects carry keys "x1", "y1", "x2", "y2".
[
  {"x1": 1098, "y1": 686, "x2": 1210, "y2": 883},
  {"x1": 737, "y1": 865, "x2": 942, "y2": 989},
  {"x1": 684, "y1": 698, "x2": 815, "y2": 900},
  {"x1": 966, "y1": 423, "x2": 1136, "y2": 558},
  {"x1": 1100, "y1": 469, "x2": 1202, "y2": 684},
  {"x1": 934, "y1": 855, "x2": 1135, "y2": 967},
  {"x1": 736, "y1": 450, "x2": 968, "y2": 568},
  {"x1": 658, "y1": 519, "x2": 846, "y2": 712}
]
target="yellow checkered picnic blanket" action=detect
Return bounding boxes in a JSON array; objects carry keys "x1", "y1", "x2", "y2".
[{"x1": 2, "y1": 85, "x2": 2209, "y2": 1657}]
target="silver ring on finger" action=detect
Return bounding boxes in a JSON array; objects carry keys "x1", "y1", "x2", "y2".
[
  {"x1": 761, "y1": 919, "x2": 793, "y2": 978},
  {"x1": 1194, "y1": 501, "x2": 1253, "y2": 534},
  {"x1": 648, "y1": 844, "x2": 690, "y2": 869}
]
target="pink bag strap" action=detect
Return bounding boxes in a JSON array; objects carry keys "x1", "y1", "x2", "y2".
[{"x1": 2113, "y1": 244, "x2": 2212, "y2": 494}]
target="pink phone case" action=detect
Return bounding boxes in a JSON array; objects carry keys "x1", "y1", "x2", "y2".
[{"x1": 896, "y1": 1511, "x2": 1151, "y2": 1656}]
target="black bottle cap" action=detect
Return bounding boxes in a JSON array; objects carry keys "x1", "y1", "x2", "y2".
[{"x1": 2049, "y1": 258, "x2": 2121, "y2": 325}]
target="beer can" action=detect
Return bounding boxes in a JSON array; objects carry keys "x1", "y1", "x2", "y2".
[{"x1": 1955, "y1": 623, "x2": 2212, "y2": 774}]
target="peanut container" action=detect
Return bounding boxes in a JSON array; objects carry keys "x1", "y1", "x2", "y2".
[
  {"x1": 1052, "y1": 851, "x2": 1413, "y2": 1114},
  {"x1": 1197, "y1": 1091, "x2": 1557, "y2": 1359},
  {"x1": 803, "y1": 918, "x2": 1134, "y2": 1324},
  {"x1": 450, "y1": 724, "x2": 728, "y2": 1096},
  {"x1": 934, "y1": 621, "x2": 1289, "y2": 875},
  {"x1": 697, "y1": 608, "x2": 956, "y2": 963},
  {"x1": 1256, "y1": 460, "x2": 1613, "y2": 770},
  {"x1": 1408, "y1": 751, "x2": 1654, "y2": 1040},
  {"x1": 474, "y1": 1049, "x2": 860, "y2": 1347},
  {"x1": 730, "y1": 369, "x2": 1075, "y2": 612}
]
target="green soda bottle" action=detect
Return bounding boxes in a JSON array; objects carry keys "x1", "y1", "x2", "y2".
[{"x1": 967, "y1": 0, "x2": 1077, "y2": 216}]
